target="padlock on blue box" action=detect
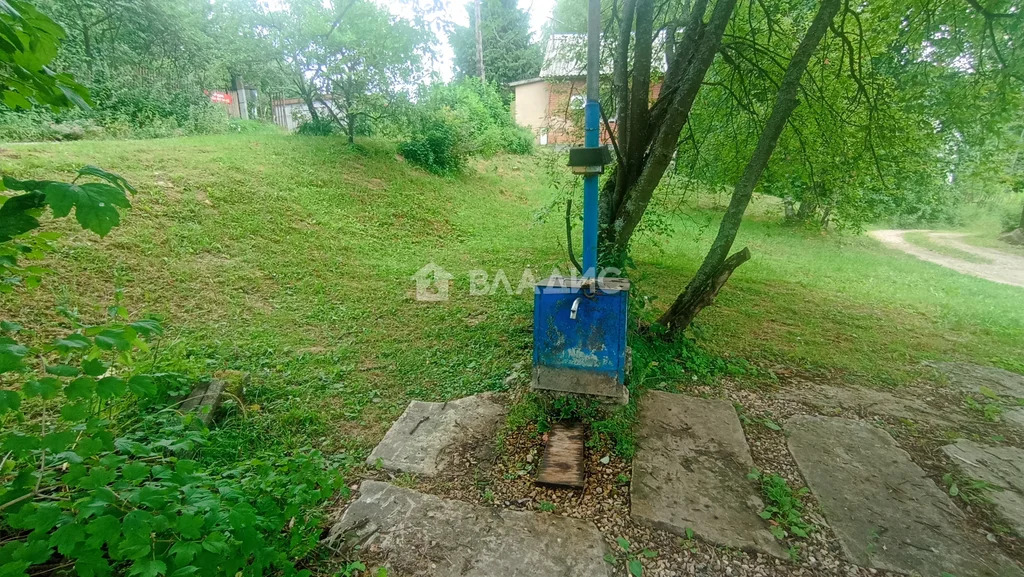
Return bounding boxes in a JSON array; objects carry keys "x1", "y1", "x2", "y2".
[{"x1": 532, "y1": 276, "x2": 630, "y2": 403}]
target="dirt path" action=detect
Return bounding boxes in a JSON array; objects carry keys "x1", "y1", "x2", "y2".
[{"x1": 869, "y1": 229, "x2": 1024, "y2": 288}]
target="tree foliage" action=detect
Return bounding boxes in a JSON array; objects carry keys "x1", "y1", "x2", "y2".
[
  {"x1": 543, "y1": 0, "x2": 1023, "y2": 332},
  {"x1": 450, "y1": 0, "x2": 543, "y2": 91},
  {"x1": 262, "y1": 0, "x2": 430, "y2": 143}
]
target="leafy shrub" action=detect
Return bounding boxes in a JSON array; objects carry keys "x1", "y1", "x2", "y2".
[
  {"x1": 296, "y1": 118, "x2": 338, "y2": 136},
  {"x1": 0, "y1": 316, "x2": 344, "y2": 577},
  {"x1": 400, "y1": 79, "x2": 533, "y2": 174},
  {"x1": 505, "y1": 125, "x2": 535, "y2": 155},
  {"x1": 0, "y1": 167, "x2": 344, "y2": 577},
  {"x1": 1001, "y1": 207, "x2": 1022, "y2": 232},
  {"x1": 228, "y1": 119, "x2": 281, "y2": 134},
  {"x1": 398, "y1": 110, "x2": 468, "y2": 176},
  {"x1": 0, "y1": 70, "x2": 235, "y2": 142}
]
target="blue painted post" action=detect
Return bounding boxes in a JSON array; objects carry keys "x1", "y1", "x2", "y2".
[
  {"x1": 582, "y1": 102, "x2": 599, "y2": 278},
  {"x1": 582, "y1": 0, "x2": 601, "y2": 279}
]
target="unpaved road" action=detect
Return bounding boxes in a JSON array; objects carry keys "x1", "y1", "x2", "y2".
[{"x1": 869, "y1": 229, "x2": 1024, "y2": 288}]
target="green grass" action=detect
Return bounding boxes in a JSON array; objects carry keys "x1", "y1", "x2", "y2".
[
  {"x1": 902, "y1": 231, "x2": 992, "y2": 264},
  {"x1": 2, "y1": 132, "x2": 1022, "y2": 465}
]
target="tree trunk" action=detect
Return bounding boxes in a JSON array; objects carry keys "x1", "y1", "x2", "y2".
[
  {"x1": 475, "y1": 0, "x2": 485, "y2": 82},
  {"x1": 656, "y1": 248, "x2": 751, "y2": 331},
  {"x1": 605, "y1": 0, "x2": 736, "y2": 257},
  {"x1": 657, "y1": 0, "x2": 842, "y2": 334},
  {"x1": 347, "y1": 114, "x2": 355, "y2": 144}
]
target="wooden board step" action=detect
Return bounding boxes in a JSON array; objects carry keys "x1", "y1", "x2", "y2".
[
  {"x1": 535, "y1": 422, "x2": 586, "y2": 488},
  {"x1": 180, "y1": 379, "x2": 227, "y2": 425}
]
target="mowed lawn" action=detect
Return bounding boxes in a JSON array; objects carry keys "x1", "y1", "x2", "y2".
[{"x1": 2, "y1": 132, "x2": 1022, "y2": 462}]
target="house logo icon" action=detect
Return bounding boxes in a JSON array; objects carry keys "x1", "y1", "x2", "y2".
[{"x1": 411, "y1": 262, "x2": 453, "y2": 302}]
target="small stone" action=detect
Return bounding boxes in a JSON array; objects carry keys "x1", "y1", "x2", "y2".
[{"x1": 600, "y1": 455, "x2": 610, "y2": 464}]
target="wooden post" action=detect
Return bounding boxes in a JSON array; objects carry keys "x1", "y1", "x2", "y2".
[{"x1": 475, "y1": 0, "x2": 485, "y2": 82}]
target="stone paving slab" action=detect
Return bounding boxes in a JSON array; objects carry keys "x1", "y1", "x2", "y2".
[
  {"x1": 787, "y1": 415, "x2": 1024, "y2": 577},
  {"x1": 777, "y1": 383, "x2": 961, "y2": 427},
  {"x1": 366, "y1": 394, "x2": 505, "y2": 476},
  {"x1": 327, "y1": 481, "x2": 613, "y2": 577},
  {"x1": 631, "y1": 392, "x2": 784, "y2": 557},
  {"x1": 943, "y1": 439, "x2": 1024, "y2": 536},
  {"x1": 932, "y1": 362, "x2": 1024, "y2": 398}
]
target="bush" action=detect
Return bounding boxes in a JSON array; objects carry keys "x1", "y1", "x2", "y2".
[
  {"x1": 0, "y1": 167, "x2": 344, "y2": 576},
  {"x1": 227, "y1": 119, "x2": 281, "y2": 134},
  {"x1": 0, "y1": 70, "x2": 236, "y2": 142},
  {"x1": 400, "y1": 78, "x2": 533, "y2": 175},
  {"x1": 398, "y1": 110, "x2": 469, "y2": 176},
  {"x1": 296, "y1": 118, "x2": 338, "y2": 136}
]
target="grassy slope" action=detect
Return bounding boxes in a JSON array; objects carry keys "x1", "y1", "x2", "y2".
[{"x1": 2, "y1": 132, "x2": 1022, "y2": 461}]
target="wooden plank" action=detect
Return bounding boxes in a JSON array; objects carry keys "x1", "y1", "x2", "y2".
[
  {"x1": 535, "y1": 422, "x2": 586, "y2": 488},
  {"x1": 180, "y1": 379, "x2": 227, "y2": 425}
]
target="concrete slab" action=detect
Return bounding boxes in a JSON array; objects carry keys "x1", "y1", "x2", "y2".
[
  {"x1": 630, "y1": 392, "x2": 784, "y2": 557},
  {"x1": 327, "y1": 481, "x2": 613, "y2": 577},
  {"x1": 943, "y1": 439, "x2": 1024, "y2": 536},
  {"x1": 1006, "y1": 407, "x2": 1024, "y2": 430},
  {"x1": 787, "y1": 415, "x2": 1023, "y2": 577},
  {"x1": 932, "y1": 362, "x2": 1024, "y2": 398},
  {"x1": 365, "y1": 394, "x2": 505, "y2": 476},
  {"x1": 778, "y1": 383, "x2": 961, "y2": 427}
]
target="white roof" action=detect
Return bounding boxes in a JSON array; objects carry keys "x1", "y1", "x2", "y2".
[{"x1": 539, "y1": 33, "x2": 668, "y2": 78}]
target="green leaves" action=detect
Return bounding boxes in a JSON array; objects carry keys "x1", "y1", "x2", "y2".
[
  {"x1": 44, "y1": 182, "x2": 131, "y2": 237},
  {"x1": 129, "y1": 559, "x2": 166, "y2": 577},
  {"x1": 0, "y1": 339, "x2": 27, "y2": 373}
]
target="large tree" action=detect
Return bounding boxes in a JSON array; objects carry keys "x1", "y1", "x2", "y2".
[
  {"x1": 450, "y1": 0, "x2": 542, "y2": 90},
  {"x1": 263, "y1": 0, "x2": 429, "y2": 142},
  {"x1": 544, "y1": 0, "x2": 1023, "y2": 334}
]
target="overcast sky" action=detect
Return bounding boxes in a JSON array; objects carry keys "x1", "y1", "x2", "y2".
[{"x1": 377, "y1": 0, "x2": 556, "y2": 81}]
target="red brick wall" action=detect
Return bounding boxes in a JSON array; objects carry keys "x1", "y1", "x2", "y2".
[{"x1": 544, "y1": 79, "x2": 662, "y2": 146}]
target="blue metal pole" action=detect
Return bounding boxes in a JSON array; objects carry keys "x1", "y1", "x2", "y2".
[
  {"x1": 582, "y1": 102, "x2": 599, "y2": 278},
  {"x1": 582, "y1": 0, "x2": 601, "y2": 279}
]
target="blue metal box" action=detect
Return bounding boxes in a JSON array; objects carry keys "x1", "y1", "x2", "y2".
[{"x1": 532, "y1": 276, "x2": 630, "y2": 403}]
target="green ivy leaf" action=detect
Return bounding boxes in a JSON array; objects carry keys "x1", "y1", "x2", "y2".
[
  {"x1": 65, "y1": 376, "x2": 96, "y2": 400},
  {"x1": 94, "y1": 328, "x2": 133, "y2": 351},
  {"x1": 43, "y1": 182, "x2": 130, "y2": 237},
  {"x1": 12, "y1": 539, "x2": 53, "y2": 565},
  {"x1": 0, "y1": 340, "x2": 28, "y2": 373},
  {"x1": 115, "y1": 536, "x2": 151, "y2": 561},
  {"x1": 0, "y1": 191, "x2": 46, "y2": 242},
  {"x1": 96, "y1": 376, "x2": 126, "y2": 399},
  {"x1": 169, "y1": 541, "x2": 201, "y2": 566},
  {"x1": 130, "y1": 318, "x2": 162, "y2": 337},
  {"x1": 0, "y1": 321, "x2": 22, "y2": 332},
  {"x1": 2, "y1": 432, "x2": 40, "y2": 455},
  {"x1": 175, "y1": 513, "x2": 204, "y2": 539},
  {"x1": 81, "y1": 358, "x2": 108, "y2": 377},
  {"x1": 77, "y1": 166, "x2": 137, "y2": 194},
  {"x1": 23, "y1": 377, "x2": 60, "y2": 399},
  {"x1": 45, "y1": 364, "x2": 80, "y2": 377},
  {"x1": 0, "y1": 389, "x2": 21, "y2": 414},
  {"x1": 128, "y1": 559, "x2": 167, "y2": 577},
  {"x1": 60, "y1": 401, "x2": 90, "y2": 422},
  {"x1": 121, "y1": 462, "x2": 149, "y2": 482},
  {"x1": 49, "y1": 521, "x2": 85, "y2": 555},
  {"x1": 53, "y1": 333, "x2": 90, "y2": 353},
  {"x1": 74, "y1": 552, "x2": 111, "y2": 577},
  {"x1": 128, "y1": 375, "x2": 157, "y2": 397},
  {"x1": 85, "y1": 515, "x2": 121, "y2": 548},
  {"x1": 42, "y1": 430, "x2": 76, "y2": 452},
  {"x1": 615, "y1": 537, "x2": 630, "y2": 551},
  {"x1": 200, "y1": 531, "x2": 230, "y2": 554},
  {"x1": 628, "y1": 558, "x2": 643, "y2": 577}
]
